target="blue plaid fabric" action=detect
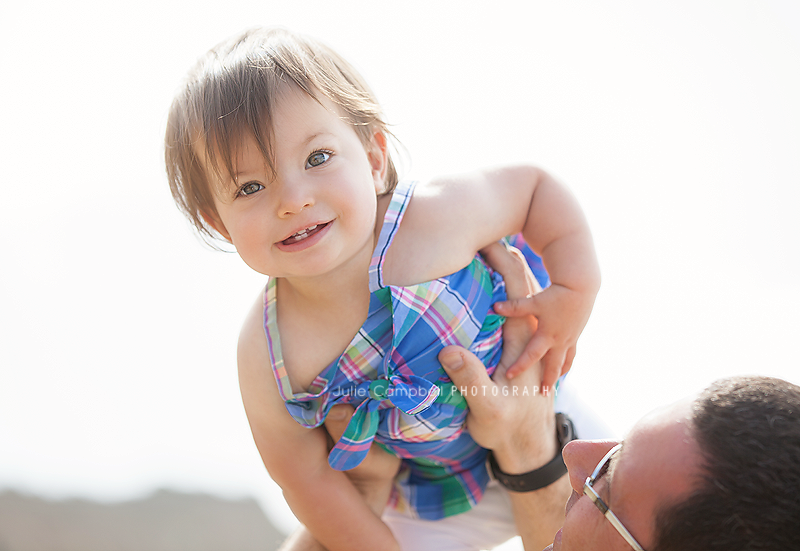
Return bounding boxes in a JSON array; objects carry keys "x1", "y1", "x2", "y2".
[{"x1": 264, "y1": 180, "x2": 548, "y2": 519}]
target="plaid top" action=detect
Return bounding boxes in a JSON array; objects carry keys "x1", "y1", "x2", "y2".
[{"x1": 264, "y1": 180, "x2": 544, "y2": 520}]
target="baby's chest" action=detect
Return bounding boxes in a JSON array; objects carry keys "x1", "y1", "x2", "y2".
[
  {"x1": 280, "y1": 326, "x2": 362, "y2": 393},
  {"x1": 279, "y1": 304, "x2": 391, "y2": 393}
]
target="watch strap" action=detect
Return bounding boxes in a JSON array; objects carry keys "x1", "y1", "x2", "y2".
[{"x1": 489, "y1": 412, "x2": 577, "y2": 492}]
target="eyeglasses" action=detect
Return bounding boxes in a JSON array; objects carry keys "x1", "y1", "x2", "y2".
[{"x1": 583, "y1": 444, "x2": 646, "y2": 551}]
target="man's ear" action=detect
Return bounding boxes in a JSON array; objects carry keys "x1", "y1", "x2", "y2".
[
  {"x1": 201, "y1": 211, "x2": 231, "y2": 242},
  {"x1": 366, "y1": 131, "x2": 389, "y2": 193}
]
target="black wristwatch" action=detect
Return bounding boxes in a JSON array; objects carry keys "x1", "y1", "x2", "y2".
[{"x1": 488, "y1": 412, "x2": 577, "y2": 492}]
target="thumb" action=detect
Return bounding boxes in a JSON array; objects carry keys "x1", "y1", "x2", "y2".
[
  {"x1": 324, "y1": 404, "x2": 356, "y2": 443},
  {"x1": 494, "y1": 294, "x2": 540, "y2": 318},
  {"x1": 439, "y1": 346, "x2": 496, "y2": 415},
  {"x1": 480, "y1": 241, "x2": 534, "y2": 299}
]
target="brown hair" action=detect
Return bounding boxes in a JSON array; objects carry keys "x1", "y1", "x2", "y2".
[
  {"x1": 165, "y1": 27, "x2": 398, "y2": 244},
  {"x1": 652, "y1": 375, "x2": 800, "y2": 551}
]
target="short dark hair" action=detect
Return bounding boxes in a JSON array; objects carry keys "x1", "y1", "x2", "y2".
[{"x1": 653, "y1": 375, "x2": 800, "y2": 551}]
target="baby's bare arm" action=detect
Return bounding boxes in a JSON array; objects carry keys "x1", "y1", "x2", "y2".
[
  {"x1": 500, "y1": 168, "x2": 600, "y2": 384},
  {"x1": 277, "y1": 404, "x2": 402, "y2": 551},
  {"x1": 391, "y1": 167, "x2": 599, "y2": 385},
  {"x1": 238, "y1": 294, "x2": 399, "y2": 551}
]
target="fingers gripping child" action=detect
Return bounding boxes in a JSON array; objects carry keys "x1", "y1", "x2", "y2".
[{"x1": 165, "y1": 28, "x2": 600, "y2": 551}]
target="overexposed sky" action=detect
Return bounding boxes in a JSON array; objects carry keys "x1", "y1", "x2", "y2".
[{"x1": 1, "y1": 0, "x2": 799, "y2": 534}]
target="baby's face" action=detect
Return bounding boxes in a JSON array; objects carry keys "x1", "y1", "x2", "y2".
[{"x1": 205, "y1": 86, "x2": 387, "y2": 281}]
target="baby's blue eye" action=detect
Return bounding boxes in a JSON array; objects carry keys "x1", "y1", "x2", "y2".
[
  {"x1": 306, "y1": 151, "x2": 331, "y2": 168},
  {"x1": 239, "y1": 182, "x2": 264, "y2": 196}
]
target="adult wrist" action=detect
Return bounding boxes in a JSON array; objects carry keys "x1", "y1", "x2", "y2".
[
  {"x1": 492, "y1": 407, "x2": 558, "y2": 474},
  {"x1": 489, "y1": 413, "x2": 577, "y2": 492}
]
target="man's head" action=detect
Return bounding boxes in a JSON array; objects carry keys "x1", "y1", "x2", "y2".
[
  {"x1": 653, "y1": 375, "x2": 800, "y2": 550},
  {"x1": 553, "y1": 376, "x2": 800, "y2": 550}
]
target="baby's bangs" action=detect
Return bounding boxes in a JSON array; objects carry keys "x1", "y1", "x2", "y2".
[{"x1": 194, "y1": 62, "x2": 283, "y2": 190}]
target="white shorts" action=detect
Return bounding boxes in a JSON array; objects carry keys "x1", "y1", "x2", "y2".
[
  {"x1": 383, "y1": 480, "x2": 518, "y2": 551},
  {"x1": 382, "y1": 384, "x2": 612, "y2": 551}
]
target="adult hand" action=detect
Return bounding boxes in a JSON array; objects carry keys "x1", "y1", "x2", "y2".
[
  {"x1": 476, "y1": 242, "x2": 558, "y2": 470},
  {"x1": 480, "y1": 242, "x2": 543, "y2": 381},
  {"x1": 438, "y1": 346, "x2": 568, "y2": 551},
  {"x1": 439, "y1": 345, "x2": 557, "y2": 474}
]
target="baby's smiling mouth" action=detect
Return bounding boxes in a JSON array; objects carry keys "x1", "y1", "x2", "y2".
[{"x1": 281, "y1": 223, "x2": 328, "y2": 245}]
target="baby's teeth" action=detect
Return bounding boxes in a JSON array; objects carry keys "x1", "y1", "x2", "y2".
[
  {"x1": 286, "y1": 224, "x2": 321, "y2": 243},
  {"x1": 292, "y1": 225, "x2": 317, "y2": 239}
]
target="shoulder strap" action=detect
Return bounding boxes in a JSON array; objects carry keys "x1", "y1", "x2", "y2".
[
  {"x1": 263, "y1": 277, "x2": 294, "y2": 401},
  {"x1": 368, "y1": 180, "x2": 417, "y2": 291}
]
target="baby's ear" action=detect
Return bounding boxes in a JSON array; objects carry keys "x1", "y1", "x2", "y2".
[
  {"x1": 366, "y1": 131, "x2": 389, "y2": 193},
  {"x1": 201, "y1": 210, "x2": 231, "y2": 242}
]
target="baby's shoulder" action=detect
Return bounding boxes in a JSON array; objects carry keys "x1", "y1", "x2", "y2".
[
  {"x1": 237, "y1": 285, "x2": 297, "y2": 425},
  {"x1": 380, "y1": 177, "x2": 480, "y2": 286},
  {"x1": 237, "y1": 287, "x2": 273, "y2": 389}
]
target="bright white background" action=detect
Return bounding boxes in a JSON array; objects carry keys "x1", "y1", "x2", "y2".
[{"x1": 2, "y1": 0, "x2": 799, "y2": 539}]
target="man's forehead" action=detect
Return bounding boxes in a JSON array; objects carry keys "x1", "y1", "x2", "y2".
[
  {"x1": 610, "y1": 399, "x2": 701, "y2": 541},
  {"x1": 640, "y1": 396, "x2": 694, "y2": 424},
  {"x1": 623, "y1": 398, "x2": 696, "y2": 470}
]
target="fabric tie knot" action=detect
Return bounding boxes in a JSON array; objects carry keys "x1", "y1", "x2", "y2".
[{"x1": 328, "y1": 375, "x2": 441, "y2": 471}]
